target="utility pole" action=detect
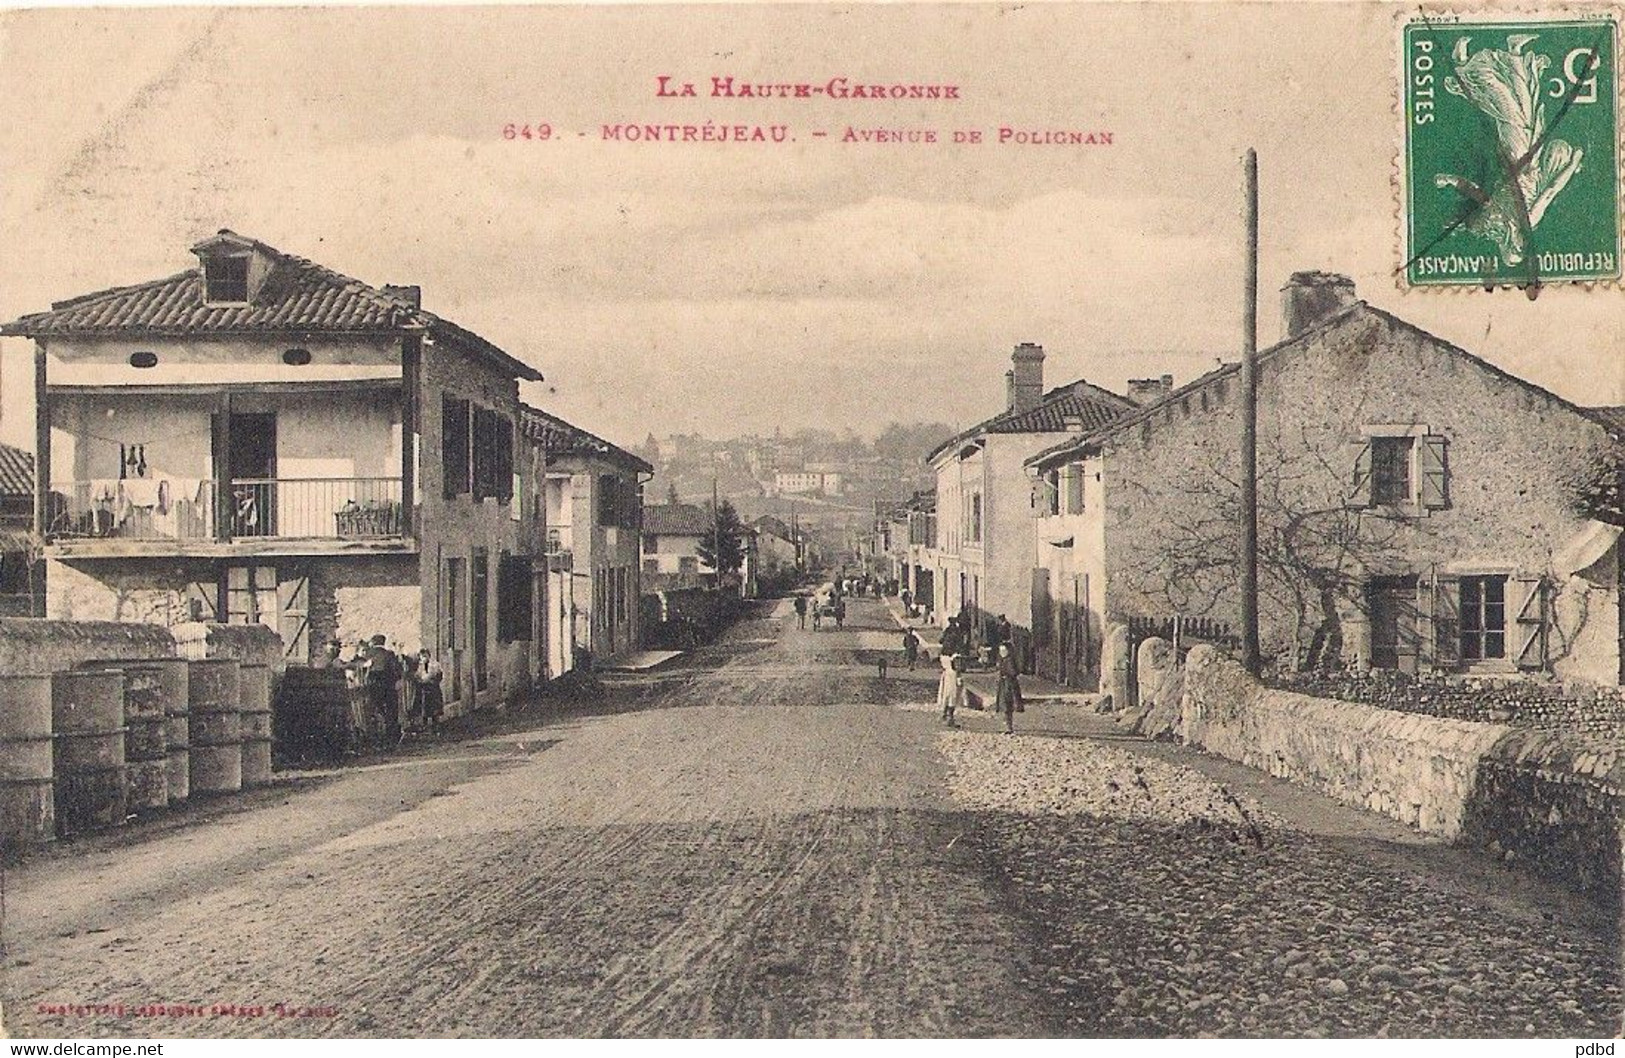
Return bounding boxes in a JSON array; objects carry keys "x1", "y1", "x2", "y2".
[
  {"x1": 1240, "y1": 148, "x2": 1262, "y2": 676},
  {"x1": 711, "y1": 476, "x2": 721, "y2": 590}
]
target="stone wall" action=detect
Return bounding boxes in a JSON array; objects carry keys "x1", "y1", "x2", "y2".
[
  {"x1": 1269, "y1": 668, "x2": 1625, "y2": 735},
  {"x1": 0, "y1": 617, "x2": 177, "y2": 675},
  {"x1": 1180, "y1": 644, "x2": 1622, "y2": 901}
]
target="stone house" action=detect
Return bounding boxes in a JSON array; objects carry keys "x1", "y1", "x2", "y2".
[
  {"x1": 522, "y1": 405, "x2": 652, "y2": 674},
  {"x1": 641, "y1": 502, "x2": 713, "y2": 588},
  {"x1": 1027, "y1": 272, "x2": 1623, "y2": 688},
  {"x1": 2, "y1": 230, "x2": 551, "y2": 714},
  {"x1": 924, "y1": 342, "x2": 1135, "y2": 648}
]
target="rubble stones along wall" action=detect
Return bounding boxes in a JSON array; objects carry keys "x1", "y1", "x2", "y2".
[
  {"x1": 1100, "y1": 308, "x2": 1618, "y2": 680},
  {"x1": 1181, "y1": 645, "x2": 1623, "y2": 900}
]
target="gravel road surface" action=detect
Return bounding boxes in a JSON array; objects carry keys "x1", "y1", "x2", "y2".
[{"x1": 3, "y1": 597, "x2": 1617, "y2": 1037}]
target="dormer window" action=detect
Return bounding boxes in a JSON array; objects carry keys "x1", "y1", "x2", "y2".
[{"x1": 205, "y1": 255, "x2": 250, "y2": 304}]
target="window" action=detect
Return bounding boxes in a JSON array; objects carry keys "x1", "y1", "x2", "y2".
[
  {"x1": 1459, "y1": 575, "x2": 1507, "y2": 661},
  {"x1": 205, "y1": 255, "x2": 250, "y2": 303},
  {"x1": 472, "y1": 408, "x2": 514, "y2": 503},
  {"x1": 679, "y1": 556, "x2": 699, "y2": 575},
  {"x1": 1371, "y1": 436, "x2": 1414, "y2": 505},
  {"x1": 598, "y1": 474, "x2": 619, "y2": 527},
  {"x1": 968, "y1": 491, "x2": 983, "y2": 543},
  {"x1": 644, "y1": 534, "x2": 658, "y2": 552},
  {"x1": 129, "y1": 351, "x2": 158, "y2": 369},
  {"x1": 1352, "y1": 430, "x2": 1448, "y2": 510},
  {"x1": 496, "y1": 552, "x2": 534, "y2": 643},
  {"x1": 1040, "y1": 470, "x2": 1060, "y2": 517},
  {"x1": 643, "y1": 558, "x2": 659, "y2": 575},
  {"x1": 442, "y1": 398, "x2": 471, "y2": 498}
]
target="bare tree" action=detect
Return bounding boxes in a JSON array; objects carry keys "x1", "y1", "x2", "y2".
[{"x1": 1114, "y1": 423, "x2": 1429, "y2": 671}]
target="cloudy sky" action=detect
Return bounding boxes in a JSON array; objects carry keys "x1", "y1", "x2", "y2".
[{"x1": 0, "y1": 3, "x2": 1619, "y2": 453}]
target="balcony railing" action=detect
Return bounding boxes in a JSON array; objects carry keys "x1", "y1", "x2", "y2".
[{"x1": 48, "y1": 477, "x2": 404, "y2": 543}]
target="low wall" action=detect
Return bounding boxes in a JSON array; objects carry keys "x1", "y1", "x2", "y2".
[
  {"x1": 1180, "y1": 645, "x2": 1623, "y2": 901},
  {"x1": 171, "y1": 622, "x2": 286, "y2": 673},
  {"x1": 0, "y1": 617, "x2": 178, "y2": 676}
]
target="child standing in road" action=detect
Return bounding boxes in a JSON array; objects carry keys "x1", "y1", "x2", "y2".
[{"x1": 938, "y1": 651, "x2": 964, "y2": 727}]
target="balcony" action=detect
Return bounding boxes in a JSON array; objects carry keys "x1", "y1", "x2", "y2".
[
  {"x1": 544, "y1": 525, "x2": 573, "y2": 571},
  {"x1": 47, "y1": 477, "x2": 409, "y2": 556}
]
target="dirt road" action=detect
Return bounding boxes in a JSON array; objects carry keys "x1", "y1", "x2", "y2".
[
  {"x1": 5, "y1": 599, "x2": 1044, "y2": 1037},
  {"x1": 4, "y1": 596, "x2": 1617, "y2": 1037}
]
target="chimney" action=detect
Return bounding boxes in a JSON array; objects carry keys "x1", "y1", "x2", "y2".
[
  {"x1": 1009, "y1": 342, "x2": 1045, "y2": 413},
  {"x1": 1004, "y1": 370, "x2": 1016, "y2": 410},
  {"x1": 382, "y1": 284, "x2": 422, "y2": 310},
  {"x1": 1127, "y1": 374, "x2": 1175, "y2": 406},
  {"x1": 1281, "y1": 271, "x2": 1355, "y2": 339}
]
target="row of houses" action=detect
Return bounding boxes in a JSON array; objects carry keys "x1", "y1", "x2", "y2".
[
  {"x1": 0, "y1": 230, "x2": 758, "y2": 714},
  {"x1": 903, "y1": 272, "x2": 1624, "y2": 691}
]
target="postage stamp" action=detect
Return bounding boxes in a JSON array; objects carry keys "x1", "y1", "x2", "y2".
[{"x1": 1402, "y1": 16, "x2": 1621, "y2": 287}]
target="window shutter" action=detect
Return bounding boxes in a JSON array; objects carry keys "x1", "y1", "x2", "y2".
[
  {"x1": 278, "y1": 572, "x2": 311, "y2": 663},
  {"x1": 1418, "y1": 435, "x2": 1449, "y2": 509},
  {"x1": 1066, "y1": 464, "x2": 1085, "y2": 514},
  {"x1": 1415, "y1": 577, "x2": 1436, "y2": 669},
  {"x1": 1432, "y1": 573, "x2": 1460, "y2": 669},
  {"x1": 1030, "y1": 567, "x2": 1053, "y2": 646},
  {"x1": 1348, "y1": 441, "x2": 1373, "y2": 507},
  {"x1": 442, "y1": 398, "x2": 471, "y2": 499},
  {"x1": 1513, "y1": 575, "x2": 1548, "y2": 670}
]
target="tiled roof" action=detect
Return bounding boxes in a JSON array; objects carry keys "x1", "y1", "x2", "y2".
[
  {"x1": 927, "y1": 379, "x2": 1136, "y2": 464},
  {"x1": 519, "y1": 405, "x2": 653, "y2": 474},
  {"x1": 643, "y1": 503, "x2": 713, "y2": 537},
  {"x1": 0, "y1": 443, "x2": 33, "y2": 497},
  {"x1": 1028, "y1": 300, "x2": 1614, "y2": 469},
  {"x1": 0, "y1": 230, "x2": 542, "y2": 381}
]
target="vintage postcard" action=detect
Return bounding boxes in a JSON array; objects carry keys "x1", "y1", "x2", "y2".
[{"x1": 0, "y1": 0, "x2": 1620, "y2": 1045}]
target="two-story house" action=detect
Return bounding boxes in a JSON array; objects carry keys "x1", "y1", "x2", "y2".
[
  {"x1": 522, "y1": 405, "x2": 651, "y2": 674},
  {"x1": 641, "y1": 501, "x2": 713, "y2": 588},
  {"x1": 1027, "y1": 272, "x2": 1623, "y2": 687},
  {"x1": 925, "y1": 342, "x2": 1136, "y2": 656},
  {"x1": 2, "y1": 230, "x2": 550, "y2": 713}
]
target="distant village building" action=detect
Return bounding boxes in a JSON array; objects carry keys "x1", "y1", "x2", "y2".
[
  {"x1": 924, "y1": 342, "x2": 1135, "y2": 644},
  {"x1": 642, "y1": 502, "x2": 714, "y2": 587},
  {"x1": 1026, "y1": 273, "x2": 1624, "y2": 688},
  {"x1": 774, "y1": 470, "x2": 842, "y2": 496},
  {"x1": 522, "y1": 406, "x2": 652, "y2": 674},
  {"x1": 2, "y1": 230, "x2": 549, "y2": 713},
  {"x1": 0, "y1": 442, "x2": 41, "y2": 615}
]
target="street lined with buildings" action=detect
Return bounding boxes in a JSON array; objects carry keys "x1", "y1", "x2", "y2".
[
  {"x1": 0, "y1": 229, "x2": 1619, "y2": 1039},
  {"x1": 6, "y1": 597, "x2": 1616, "y2": 1038}
]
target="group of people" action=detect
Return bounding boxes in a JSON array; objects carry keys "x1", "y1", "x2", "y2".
[
  {"x1": 933, "y1": 638, "x2": 1022, "y2": 734},
  {"x1": 792, "y1": 588, "x2": 846, "y2": 631},
  {"x1": 315, "y1": 634, "x2": 446, "y2": 750}
]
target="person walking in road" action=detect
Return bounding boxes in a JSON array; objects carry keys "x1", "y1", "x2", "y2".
[
  {"x1": 902, "y1": 627, "x2": 920, "y2": 670},
  {"x1": 812, "y1": 599, "x2": 823, "y2": 631},
  {"x1": 938, "y1": 650, "x2": 964, "y2": 726},
  {"x1": 995, "y1": 642, "x2": 1023, "y2": 735},
  {"x1": 793, "y1": 593, "x2": 808, "y2": 629},
  {"x1": 833, "y1": 595, "x2": 846, "y2": 630}
]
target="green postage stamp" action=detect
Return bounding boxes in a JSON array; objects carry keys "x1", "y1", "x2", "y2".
[{"x1": 1403, "y1": 16, "x2": 1621, "y2": 286}]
